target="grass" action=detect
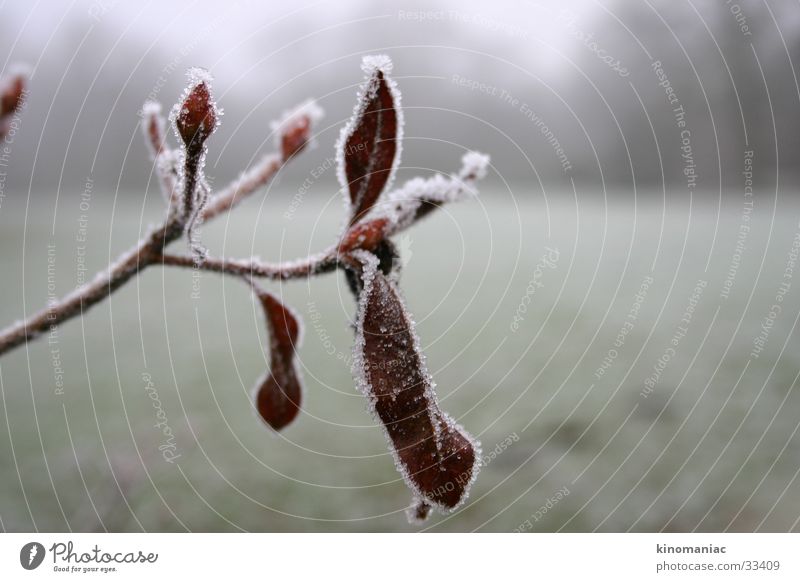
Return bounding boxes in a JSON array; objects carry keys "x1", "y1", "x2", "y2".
[{"x1": 0, "y1": 185, "x2": 799, "y2": 532}]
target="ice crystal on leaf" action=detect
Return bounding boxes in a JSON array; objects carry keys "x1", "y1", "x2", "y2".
[
  {"x1": 347, "y1": 250, "x2": 481, "y2": 519},
  {"x1": 336, "y1": 55, "x2": 403, "y2": 226}
]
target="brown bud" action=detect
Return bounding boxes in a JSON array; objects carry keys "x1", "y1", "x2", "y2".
[
  {"x1": 1, "y1": 71, "x2": 26, "y2": 118},
  {"x1": 270, "y1": 99, "x2": 323, "y2": 162},
  {"x1": 281, "y1": 116, "x2": 310, "y2": 160},
  {"x1": 173, "y1": 70, "x2": 218, "y2": 153}
]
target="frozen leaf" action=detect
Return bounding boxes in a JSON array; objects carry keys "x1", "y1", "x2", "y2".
[
  {"x1": 336, "y1": 55, "x2": 403, "y2": 225},
  {"x1": 348, "y1": 251, "x2": 480, "y2": 517},
  {"x1": 252, "y1": 288, "x2": 304, "y2": 431}
]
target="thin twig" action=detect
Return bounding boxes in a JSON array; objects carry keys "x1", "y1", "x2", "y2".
[
  {"x1": 0, "y1": 217, "x2": 183, "y2": 356},
  {"x1": 142, "y1": 102, "x2": 178, "y2": 206},
  {"x1": 156, "y1": 250, "x2": 338, "y2": 280},
  {"x1": 0, "y1": 111, "x2": 304, "y2": 356},
  {"x1": 200, "y1": 152, "x2": 282, "y2": 221},
  {"x1": 0, "y1": 148, "x2": 304, "y2": 356},
  {"x1": 0, "y1": 141, "x2": 323, "y2": 355}
]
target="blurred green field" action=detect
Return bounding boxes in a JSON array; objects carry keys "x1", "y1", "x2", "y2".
[{"x1": 1, "y1": 186, "x2": 799, "y2": 532}]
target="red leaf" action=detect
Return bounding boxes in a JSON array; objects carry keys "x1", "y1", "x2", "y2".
[
  {"x1": 253, "y1": 290, "x2": 303, "y2": 431},
  {"x1": 338, "y1": 57, "x2": 402, "y2": 225},
  {"x1": 350, "y1": 252, "x2": 480, "y2": 515}
]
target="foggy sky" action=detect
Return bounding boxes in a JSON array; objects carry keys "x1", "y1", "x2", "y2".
[{"x1": 1, "y1": 0, "x2": 798, "y2": 199}]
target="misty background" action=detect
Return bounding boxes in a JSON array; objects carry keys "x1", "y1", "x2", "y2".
[
  {"x1": 3, "y1": 1, "x2": 800, "y2": 533},
  {"x1": 1, "y1": 0, "x2": 798, "y2": 198}
]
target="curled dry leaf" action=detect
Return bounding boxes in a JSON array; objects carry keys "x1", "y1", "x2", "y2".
[
  {"x1": 253, "y1": 288, "x2": 304, "y2": 431},
  {"x1": 337, "y1": 55, "x2": 402, "y2": 225},
  {"x1": 349, "y1": 251, "x2": 480, "y2": 517}
]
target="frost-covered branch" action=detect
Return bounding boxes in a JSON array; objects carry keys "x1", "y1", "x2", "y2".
[
  {"x1": 142, "y1": 101, "x2": 179, "y2": 206},
  {"x1": 379, "y1": 151, "x2": 490, "y2": 233},
  {"x1": 0, "y1": 55, "x2": 490, "y2": 525},
  {"x1": 250, "y1": 283, "x2": 304, "y2": 431},
  {"x1": 0, "y1": 216, "x2": 184, "y2": 355},
  {"x1": 156, "y1": 250, "x2": 338, "y2": 280},
  {"x1": 336, "y1": 55, "x2": 403, "y2": 226},
  {"x1": 0, "y1": 69, "x2": 321, "y2": 357}
]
